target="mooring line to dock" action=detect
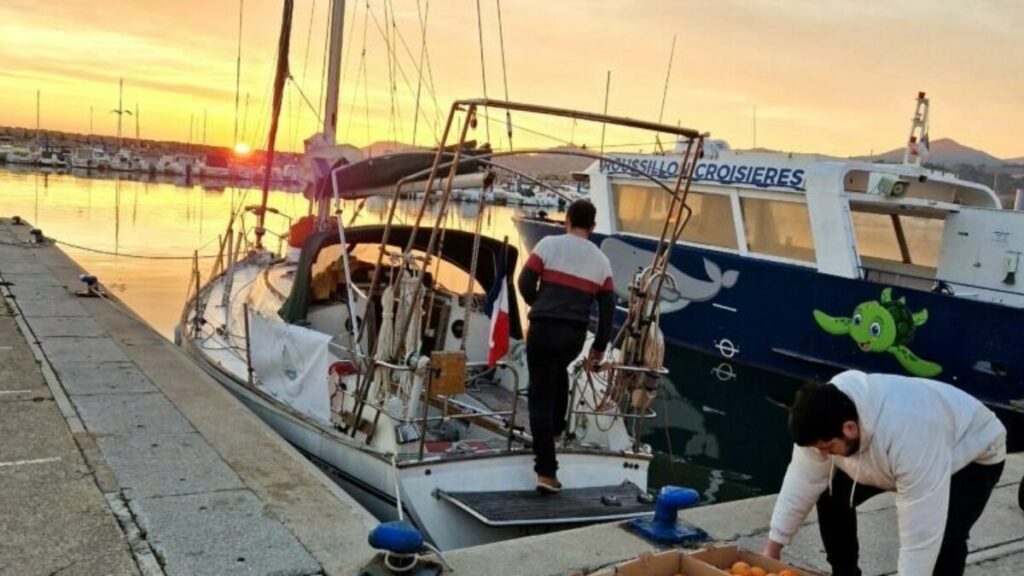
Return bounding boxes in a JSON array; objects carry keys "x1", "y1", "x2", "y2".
[
  {"x1": 56, "y1": 239, "x2": 220, "y2": 260},
  {"x1": 0, "y1": 456, "x2": 61, "y2": 468}
]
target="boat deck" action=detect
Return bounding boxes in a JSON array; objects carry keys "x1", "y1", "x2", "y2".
[{"x1": 438, "y1": 481, "x2": 651, "y2": 526}]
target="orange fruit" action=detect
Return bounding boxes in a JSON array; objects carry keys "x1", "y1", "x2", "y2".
[
  {"x1": 779, "y1": 571, "x2": 798, "y2": 576},
  {"x1": 750, "y1": 568, "x2": 767, "y2": 576},
  {"x1": 731, "y1": 562, "x2": 751, "y2": 576}
]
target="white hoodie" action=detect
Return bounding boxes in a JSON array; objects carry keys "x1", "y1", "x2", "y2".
[{"x1": 769, "y1": 371, "x2": 1006, "y2": 575}]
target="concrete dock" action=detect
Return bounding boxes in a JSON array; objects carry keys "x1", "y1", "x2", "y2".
[
  {"x1": 445, "y1": 447, "x2": 1024, "y2": 575},
  {"x1": 2, "y1": 215, "x2": 1022, "y2": 576},
  {"x1": 0, "y1": 217, "x2": 376, "y2": 575}
]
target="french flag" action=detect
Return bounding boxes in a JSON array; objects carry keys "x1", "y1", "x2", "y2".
[{"x1": 485, "y1": 251, "x2": 511, "y2": 367}]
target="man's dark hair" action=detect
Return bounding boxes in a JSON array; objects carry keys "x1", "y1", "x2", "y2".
[
  {"x1": 788, "y1": 381, "x2": 858, "y2": 446},
  {"x1": 566, "y1": 200, "x2": 596, "y2": 230}
]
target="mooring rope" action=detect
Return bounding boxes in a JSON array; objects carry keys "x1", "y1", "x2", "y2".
[{"x1": 55, "y1": 240, "x2": 219, "y2": 260}]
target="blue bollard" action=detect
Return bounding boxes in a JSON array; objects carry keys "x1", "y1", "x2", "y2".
[{"x1": 627, "y1": 485, "x2": 708, "y2": 545}]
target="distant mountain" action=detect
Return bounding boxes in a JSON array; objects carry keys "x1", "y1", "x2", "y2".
[
  {"x1": 360, "y1": 141, "x2": 422, "y2": 157},
  {"x1": 1005, "y1": 156, "x2": 1024, "y2": 165},
  {"x1": 493, "y1": 145, "x2": 594, "y2": 179},
  {"x1": 859, "y1": 138, "x2": 1004, "y2": 167}
]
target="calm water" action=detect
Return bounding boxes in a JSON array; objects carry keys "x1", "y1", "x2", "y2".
[{"x1": 0, "y1": 166, "x2": 799, "y2": 502}]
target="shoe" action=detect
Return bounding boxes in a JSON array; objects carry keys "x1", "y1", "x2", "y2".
[{"x1": 536, "y1": 475, "x2": 562, "y2": 494}]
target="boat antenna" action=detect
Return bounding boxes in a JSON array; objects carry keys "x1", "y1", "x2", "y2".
[
  {"x1": 753, "y1": 105, "x2": 757, "y2": 149},
  {"x1": 411, "y1": 0, "x2": 430, "y2": 147},
  {"x1": 255, "y1": 0, "x2": 296, "y2": 249},
  {"x1": 599, "y1": 71, "x2": 611, "y2": 155},
  {"x1": 495, "y1": 0, "x2": 513, "y2": 150},
  {"x1": 474, "y1": 0, "x2": 492, "y2": 144},
  {"x1": 233, "y1": 0, "x2": 245, "y2": 150},
  {"x1": 903, "y1": 91, "x2": 930, "y2": 166},
  {"x1": 655, "y1": 34, "x2": 676, "y2": 154},
  {"x1": 135, "y1": 103, "x2": 140, "y2": 148}
]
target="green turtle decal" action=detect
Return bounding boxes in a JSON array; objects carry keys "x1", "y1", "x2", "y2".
[{"x1": 813, "y1": 288, "x2": 942, "y2": 377}]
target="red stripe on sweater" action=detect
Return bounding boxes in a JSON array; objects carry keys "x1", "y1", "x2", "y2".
[
  {"x1": 601, "y1": 276, "x2": 614, "y2": 291},
  {"x1": 541, "y1": 269, "x2": 603, "y2": 294},
  {"x1": 525, "y1": 253, "x2": 544, "y2": 273}
]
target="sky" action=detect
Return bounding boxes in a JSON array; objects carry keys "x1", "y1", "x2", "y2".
[{"x1": 1, "y1": 0, "x2": 1022, "y2": 158}]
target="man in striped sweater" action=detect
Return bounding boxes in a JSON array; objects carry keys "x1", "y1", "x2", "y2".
[{"x1": 517, "y1": 200, "x2": 615, "y2": 494}]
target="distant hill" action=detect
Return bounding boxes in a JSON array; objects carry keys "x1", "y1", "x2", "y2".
[
  {"x1": 361, "y1": 141, "x2": 423, "y2": 157},
  {"x1": 493, "y1": 145, "x2": 594, "y2": 179},
  {"x1": 859, "y1": 138, "x2": 1004, "y2": 167}
]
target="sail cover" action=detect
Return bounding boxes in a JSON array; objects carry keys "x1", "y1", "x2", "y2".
[
  {"x1": 309, "y1": 142, "x2": 491, "y2": 201},
  {"x1": 248, "y1": 308, "x2": 332, "y2": 424},
  {"x1": 278, "y1": 225, "x2": 523, "y2": 341}
]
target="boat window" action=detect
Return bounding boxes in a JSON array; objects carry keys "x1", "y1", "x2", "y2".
[
  {"x1": 740, "y1": 198, "x2": 815, "y2": 262},
  {"x1": 851, "y1": 210, "x2": 943, "y2": 270},
  {"x1": 613, "y1": 183, "x2": 738, "y2": 249}
]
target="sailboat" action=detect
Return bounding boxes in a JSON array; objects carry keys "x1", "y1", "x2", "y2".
[{"x1": 178, "y1": 0, "x2": 704, "y2": 551}]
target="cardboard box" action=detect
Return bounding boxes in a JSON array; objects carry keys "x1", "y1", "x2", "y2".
[
  {"x1": 585, "y1": 549, "x2": 735, "y2": 576},
  {"x1": 688, "y1": 545, "x2": 818, "y2": 576}
]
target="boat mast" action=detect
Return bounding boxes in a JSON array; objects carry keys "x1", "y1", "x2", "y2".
[
  {"x1": 233, "y1": 0, "x2": 245, "y2": 148},
  {"x1": 255, "y1": 0, "x2": 295, "y2": 249},
  {"x1": 323, "y1": 0, "x2": 346, "y2": 145},
  {"x1": 116, "y1": 79, "x2": 124, "y2": 150}
]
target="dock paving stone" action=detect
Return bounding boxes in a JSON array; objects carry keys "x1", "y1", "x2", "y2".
[
  {"x1": 53, "y1": 360, "x2": 157, "y2": 395},
  {"x1": 0, "y1": 256, "x2": 49, "y2": 275},
  {"x1": 130, "y1": 489, "x2": 321, "y2": 576},
  {"x1": 25, "y1": 315, "x2": 106, "y2": 338},
  {"x1": 73, "y1": 392, "x2": 196, "y2": 436},
  {"x1": 6, "y1": 280, "x2": 75, "y2": 302},
  {"x1": 0, "y1": 318, "x2": 45, "y2": 391},
  {"x1": 0, "y1": 397, "x2": 74, "y2": 463},
  {"x1": 40, "y1": 335, "x2": 132, "y2": 365},
  {"x1": 0, "y1": 457, "x2": 139, "y2": 576},
  {"x1": 15, "y1": 297, "x2": 91, "y2": 318},
  {"x1": 0, "y1": 271, "x2": 65, "y2": 287},
  {"x1": 95, "y1": 431, "x2": 244, "y2": 499}
]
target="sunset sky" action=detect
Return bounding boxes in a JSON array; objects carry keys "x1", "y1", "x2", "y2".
[{"x1": 1, "y1": 0, "x2": 1022, "y2": 158}]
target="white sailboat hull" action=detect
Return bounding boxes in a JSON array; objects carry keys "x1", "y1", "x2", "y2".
[{"x1": 187, "y1": 342, "x2": 648, "y2": 551}]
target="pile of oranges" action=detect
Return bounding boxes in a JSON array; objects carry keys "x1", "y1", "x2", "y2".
[
  {"x1": 727, "y1": 562, "x2": 799, "y2": 576},
  {"x1": 668, "y1": 560, "x2": 801, "y2": 576}
]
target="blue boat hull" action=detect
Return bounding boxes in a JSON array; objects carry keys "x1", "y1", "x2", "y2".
[{"x1": 515, "y1": 216, "x2": 1024, "y2": 420}]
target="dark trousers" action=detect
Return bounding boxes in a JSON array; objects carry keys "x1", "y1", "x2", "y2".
[
  {"x1": 818, "y1": 461, "x2": 1004, "y2": 576},
  {"x1": 526, "y1": 319, "x2": 587, "y2": 477}
]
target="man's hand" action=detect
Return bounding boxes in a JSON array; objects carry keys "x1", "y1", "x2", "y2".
[
  {"x1": 761, "y1": 539, "x2": 783, "y2": 560},
  {"x1": 584, "y1": 349, "x2": 604, "y2": 371}
]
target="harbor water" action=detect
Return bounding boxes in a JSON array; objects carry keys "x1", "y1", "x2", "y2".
[{"x1": 0, "y1": 165, "x2": 800, "y2": 504}]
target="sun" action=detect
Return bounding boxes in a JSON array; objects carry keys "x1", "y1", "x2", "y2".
[{"x1": 233, "y1": 142, "x2": 251, "y2": 156}]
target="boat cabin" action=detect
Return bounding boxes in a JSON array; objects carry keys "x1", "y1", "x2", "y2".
[{"x1": 584, "y1": 150, "x2": 1024, "y2": 308}]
